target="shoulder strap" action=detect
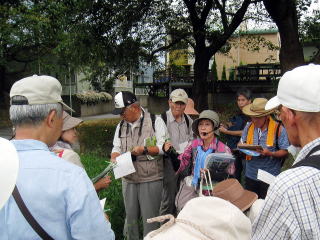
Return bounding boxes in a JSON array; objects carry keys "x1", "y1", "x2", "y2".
[
  {"x1": 292, "y1": 155, "x2": 320, "y2": 170},
  {"x1": 118, "y1": 120, "x2": 125, "y2": 138},
  {"x1": 183, "y1": 113, "x2": 190, "y2": 128},
  {"x1": 150, "y1": 113, "x2": 156, "y2": 132},
  {"x1": 161, "y1": 112, "x2": 167, "y2": 125},
  {"x1": 12, "y1": 186, "x2": 54, "y2": 240},
  {"x1": 292, "y1": 145, "x2": 320, "y2": 170}
]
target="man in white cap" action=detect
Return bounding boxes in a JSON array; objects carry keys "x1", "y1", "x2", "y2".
[
  {"x1": 161, "y1": 89, "x2": 193, "y2": 216},
  {"x1": 0, "y1": 75, "x2": 114, "y2": 240},
  {"x1": 252, "y1": 64, "x2": 320, "y2": 239},
  {"x1": 111, "y1": 91, "x2": 168, "y2": 239}
]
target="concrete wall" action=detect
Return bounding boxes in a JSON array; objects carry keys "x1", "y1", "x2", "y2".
[
  {"x1": 80, "y1": 101, "x2": 114, "y2": 117},
  {"x1": 215, "y1": 31, "x2": 280, "y2": 79}
]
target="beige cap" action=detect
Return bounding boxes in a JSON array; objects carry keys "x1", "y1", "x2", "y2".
[
  {"x1": 170, "y1": 89, "x2": 188, "y2": 104},
  {"x1": 62, "y1": 111, "x2": 83, "y2": 131},
  {"x1": 10, "y1": 75, "x2": 74, "y2": 112}
]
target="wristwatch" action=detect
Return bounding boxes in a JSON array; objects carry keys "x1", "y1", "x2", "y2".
[{"x1": 143, "y1": 146, "x2": 148, "y2": 155}]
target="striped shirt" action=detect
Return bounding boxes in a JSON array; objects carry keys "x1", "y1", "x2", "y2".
[{"x1": 252, "y1": 137, "x2": 320, "y2": 240}]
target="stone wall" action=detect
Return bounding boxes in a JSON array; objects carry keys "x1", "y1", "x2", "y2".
[{"x1": 80, "y1": 101, "x2": 114, "y2": 117}]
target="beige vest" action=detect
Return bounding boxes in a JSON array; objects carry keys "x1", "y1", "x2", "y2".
[{"x1": 120, "y1": 112, "x2": 163, "y2": 183}]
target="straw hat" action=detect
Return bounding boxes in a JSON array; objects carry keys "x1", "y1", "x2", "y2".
[
  {"x1": 62, "y1": 111, "x2": 83, "y2": 131},
  {"x1": 184, "y1": 98, "x2": 199, "y2": 116},
  {"x1": 0, "y1": 138, "x2": 19, "y2": 209},
  {"x1": 145, "y1": 197, "x2": 251, "y2": 240},
  {"x1": 242, "y1": 98, "x2": 275, "y2": 117},
  {"x1": 192, "y1": 110, "x2": 220, "y2": 136},
  {"x1": 212, "y1": 179, "x2": 258, "y2": 212}
]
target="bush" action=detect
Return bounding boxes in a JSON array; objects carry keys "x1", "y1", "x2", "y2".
[
  {"x1": 76, "y1": 91, "x2": 113, "y2": 105},
  {"x1": 78, "y1": 118, "x2": 121, "y2": 156},
  {"x1": 81, "y1": 153, "x2": 125, "y2": 240}
]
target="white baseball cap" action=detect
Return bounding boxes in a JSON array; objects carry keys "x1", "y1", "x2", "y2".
[
  {"x1": 0, "y1": 138, "x2": 19, "y2": 209},
  {"x1": 266, "y1": 64, "x2": 320, "y2": 112},
  {"x1": 10, "y1": 75, "x2": 74, "y2": 112}
]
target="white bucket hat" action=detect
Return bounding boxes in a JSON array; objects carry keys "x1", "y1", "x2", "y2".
[
  {"x1": 0, "y1": 138, "x2": 19, "y2": 209},
  {"x1": 266, "y1": 64, "x2": 320, "y2": 112},
  {"x1": 145, "y1": 197, "x2": 251, "y2": 240}
]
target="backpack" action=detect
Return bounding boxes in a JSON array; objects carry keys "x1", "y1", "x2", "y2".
[
  {"x1": 291, "y1": 145, "x2": 320, "y2": 170},
  {"x1": 160, "y1": 112, "x2": 190, "y2": 131}
]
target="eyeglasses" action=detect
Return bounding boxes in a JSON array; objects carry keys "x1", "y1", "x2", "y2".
[{"x1": 272, "y1": 105, "x2": 283, "y2": 121}]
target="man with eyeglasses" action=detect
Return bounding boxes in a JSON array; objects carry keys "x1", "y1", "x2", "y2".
[
  {"x1": 252, "y1": 64, "x2": 320, "y2": 239},
  {"x1": 111, "y1": 91, "x2": 167, "y2": 240},
  {"x1": 161, "y1": 89, "x2": 194, "y2": 216}
]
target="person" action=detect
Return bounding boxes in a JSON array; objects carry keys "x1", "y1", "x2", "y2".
[
  {"x1": 240, "y1": 98, "x2": 289, "y2": 199},
  {"x1": 0, "y1": 75, "x2": 114, "y2": 240},
  {"x1": 110, "y1": 91, "x2": 167, "y2": 240},
  {"x1": 0, "y1": 138, "x2": 19, "y2": 210},
  {"x1": 170, "y1": 110, "x2": 232, "y2": 211},
  {"x1": 144, "y1": 197, "x2": 252, "y2": 240},
  {"x1": 51, "y1": 111, "x2": 111, "y2": 191},
  {"x1": 160, "y1": 89, "x2": 194, "y2": 216},
  {"x1": 252, "y1": 64, "x2": 320, "y2": 239},
  {"x1": 219, "y1": 88, "x2": 251, "y2": 183}
]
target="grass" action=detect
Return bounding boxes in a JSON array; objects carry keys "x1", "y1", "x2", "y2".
[{"x1": 80, "y1": 152, "x2": 125, "y2": 240}]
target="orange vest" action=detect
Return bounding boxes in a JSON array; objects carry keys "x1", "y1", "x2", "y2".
[{"x1": 245, "y1": 117, "x2": 280, "y2": 160}]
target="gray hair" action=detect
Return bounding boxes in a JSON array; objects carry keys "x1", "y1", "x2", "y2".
[{"x1": 10, "y1": 96, "x2": 63, "y2": 127}]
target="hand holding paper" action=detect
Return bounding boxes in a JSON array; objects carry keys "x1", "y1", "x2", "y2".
[{"x1": 113, "y1": 152, "x2": 136, "y2": 179}]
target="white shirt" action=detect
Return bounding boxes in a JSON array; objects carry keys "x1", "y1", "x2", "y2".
[
  {"x1": 252, "y1": 137, "x2": 320, "y2": 240},
  {"x1": 111, "y1": 109, "x2": 168, "y2": 155}
]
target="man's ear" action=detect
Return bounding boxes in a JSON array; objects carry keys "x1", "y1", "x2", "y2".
[
  {"x1": 46, "y1": 110, "x2": 57, "y2": 128},
  {"x1": 282, "y1": 107, "x2": 296, "y2": 127}
]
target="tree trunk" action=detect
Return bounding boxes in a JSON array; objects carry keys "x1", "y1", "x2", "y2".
[
  {"x1": 263, "y1": 0, "x2": 305, "y2": 73},
  {"x1": 193, "y1": 48, "x2": 210, "y2": 112},
  {"x1": 0, "y1": 66, "x2": 6, "y2": 105}
]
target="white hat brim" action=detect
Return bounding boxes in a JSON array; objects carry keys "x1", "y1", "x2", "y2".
[
  {"x1": 265, "y1": 96, "x2": 280, "y2": 110},
  {"x1": 0, "y1": 138, "x2": 19, "y2": 209}
]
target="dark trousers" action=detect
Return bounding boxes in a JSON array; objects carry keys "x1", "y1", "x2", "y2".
[
  {"x1": 234, "y1": 153, "x2": 246, "y2": 184},
  {"x1": 245, "y1": 177, "x2": 269, "y2": 199}
]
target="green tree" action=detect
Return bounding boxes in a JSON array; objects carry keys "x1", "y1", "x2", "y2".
[
  {"x1": 221, "y1": 65, "x2": 227, "y2": 80},
  {"x1": 262, "y1": 0, "x2": 305, "y2": 72},
  {"x1": 211, "y1": 57, "x2": 218, "y2": 81},
  {"x1": 229, "y1": 68, "x2": 235, "y2": 80}
]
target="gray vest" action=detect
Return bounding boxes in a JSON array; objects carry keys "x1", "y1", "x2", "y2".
[{"x1": 119, "y1": 111, "x2": 163, "y2": 183}]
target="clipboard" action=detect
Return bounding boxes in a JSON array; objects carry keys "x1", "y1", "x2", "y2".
[{"x1": 238, "y1": 143, "x2": 263, "y2": 151}]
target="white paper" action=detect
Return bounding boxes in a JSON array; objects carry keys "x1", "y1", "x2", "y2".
[
  {"x1": 113, "y1": 152, "x2": 136, "y2": 179},
  {"x1": 100, "y1": 198, "x2": 106, "y2": 210},
  {"x1": 257, "y1": 169, "x2": 276, "y2": 185},
  {"x1": 177, "y1": 141, "x2": 188, "y2": 154}
]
